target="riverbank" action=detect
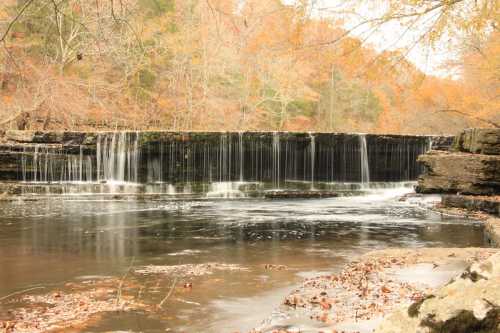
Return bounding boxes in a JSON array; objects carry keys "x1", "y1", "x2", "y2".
[
  {"x1": 431, "y1": 195, "x2": 500, "y2": 247},
  {"x1": 251, "y1": 190, "x2": 500, "y2": 333},
  {"x1": 251, "y1": 247, "x2": 498, "y2": 333},
  {"x1": 0, "y1": 187, "x2": 486, "y2": 333}
]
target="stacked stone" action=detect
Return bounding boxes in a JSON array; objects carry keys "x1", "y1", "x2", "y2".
[{"x1": 416, "y1": 128, "x2": 500, "y2": 196}]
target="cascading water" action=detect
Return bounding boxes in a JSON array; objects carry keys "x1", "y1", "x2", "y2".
[
  {"x1": 272, "y1": 132, "x2": 280, "y2": 189},
  {"x1": 309, "y1": 133, "x2": 316, "y2": 190},
  {"x1": 239, "y1": 132, "x2": 244, "y2": 182},
  {"x1": 96, "y1": 132, "x2": 139, "y2": 183},
  {"x1": 21, "y1": 146, "x2": 94, "y2": 183},
  {"x1": 9, "y1": 131, "x2": 438, "y2": 195},
  {"x1": 359, "y1": 135, "x2": 370, "y2": 185}
]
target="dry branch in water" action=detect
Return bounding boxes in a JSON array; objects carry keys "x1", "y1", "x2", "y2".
[{"x1": 134, "y1": 263, "x2": 249, "y2": 277}]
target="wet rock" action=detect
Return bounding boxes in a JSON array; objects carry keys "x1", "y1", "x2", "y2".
[
  {"x1": 442, "y1": 195, "x2": 500, "y2": 216},
  {"x1": 5, "y1": 130, "x2": 64, "y2": 144},
  {"x1": 270, "y1": 248, "x2": 497, "y2": 333},
  {"x1": 61, "y1": 132, "x2": 87, "y2": 145},
  {"x1": 0, "y1": 152, "x2": 22, "y2": 181},
  {"x1": 4, "y1": 130, "x2": 90, "y2": 145},
  {"x1": 375, "y1": 252, "x2": 500, "y2": 333},
  {"x1": 485, "y1": 218, "x2": 500, "y2": 247},
  {"x1": 408, "y1": 295, "x2": 435, "y2": 318},
  {"x1": 416, "y1": 150, "x2": 500, "y2": 195},
  {"x1": 453, "y1": 128, "x2": 500, "y2": 155},
  {"x1": 264, "y1": 191, "x2": 339, "y2": 199},
  {"x1": 5, "y1": 130, "x2": 36, "y2": 143},
  {"x1": 430, "y1": 136, "x2": 455, "y2": 151}
]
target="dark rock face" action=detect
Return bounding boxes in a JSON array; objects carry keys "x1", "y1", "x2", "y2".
[
  {"x1": 442, "y1": 195, "x2": 500, "y2": 216},
  {"x1": 5, "y1": 130, "x2": 89, "y2": 145},
  {"x1": 431, "y1": 135, "x2": 455, "y2": 151},
  {"x1": 453, "y1": 128, "x2": 500, "y2": 155},
  {"x1": 0, "y1": 131, "x2": 446, "y2": 184},
  {"x1": 416, "y1": 150, "x2": 500, "y2": 195},
  {"x1": 422, "y1": 308, "x2": 500, "y2": 333},
  {"x1": 0, "y1": 152, "x2": 23, "y2": 180}
]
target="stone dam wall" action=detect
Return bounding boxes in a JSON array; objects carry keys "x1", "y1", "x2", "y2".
[{"x1": 0, "y1": 131, "x2": 452, "y2": 191}]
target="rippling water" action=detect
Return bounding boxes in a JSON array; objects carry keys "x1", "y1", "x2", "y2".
[{"x1": 0, "y1": 186, "x2": 486, "y2": 332}]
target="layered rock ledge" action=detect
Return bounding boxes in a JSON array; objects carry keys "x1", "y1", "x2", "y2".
[
  {"x1": 416, "y1": 128, "x2": 500, "y2": 245},
  {"x1": 416, "y1": 128, "x2": 500, "y2": 195},
  {"x1": 453, "y1": 128, "x2": 500, "y2": 155},
  {"x1": 416, "y1": 150, "x2": 500, "y2": 195},
  {"x1": 438, "y1": 195, "x2": 500, "y2": 247},
  {"x1": 442, "y1": 195, "x2": 500, "y2": 216}
]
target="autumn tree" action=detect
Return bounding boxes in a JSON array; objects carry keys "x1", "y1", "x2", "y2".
[{"x1": 0, "y1": 0, "x2": 497, "y2": 133}]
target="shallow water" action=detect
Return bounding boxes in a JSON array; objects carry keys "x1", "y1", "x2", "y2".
[{"x1": 0, "y1": 185, "x2": 486, "y2": 332}]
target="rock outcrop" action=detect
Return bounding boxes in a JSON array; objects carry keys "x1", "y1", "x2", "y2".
[
  {"x1": 375, "y1": 252, "x2": 500, "y2": 333},
  {"x1": 416, "y1": 128, "x2": 500, "y2": 195},
  {"x1": 453, "y1": 128, "x2": 500, "y2": 155},
  {"x1": 416, "y1": 150, "x2": 500, "y2": 195},
  {"x1": 442, "y1": 195, "x2": 500, "y2": 216},
  {"x1": 0, "y1": 130, "x2": 449, "y2": 184},
  {"x1": 430, "y1": 135, "x2": 455, "y2": 151},
  {"x1": 486, "y1": 218, "x2": 500, "y2": 247}
]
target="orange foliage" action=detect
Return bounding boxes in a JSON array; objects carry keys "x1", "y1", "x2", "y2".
[{"x1": 0, "y1": 0, "x2": 497, "y2": 133}]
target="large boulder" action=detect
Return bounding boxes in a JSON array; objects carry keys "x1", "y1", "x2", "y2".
[
  {"x1": 416, "y1": 150, "x2": 500, "y2": 195},
  {"x1": 375, "y1": 252, "x2": 500, "y2": 333},
  {"x1": 453, "y1": 128, "x2": 500, "y2": 155}
]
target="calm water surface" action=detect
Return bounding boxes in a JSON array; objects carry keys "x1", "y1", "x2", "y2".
[{"x1": 0, "y1": 186, "x2": 485, "y2": 332}]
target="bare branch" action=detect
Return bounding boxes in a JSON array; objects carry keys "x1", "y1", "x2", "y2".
[
  {"x1": 0, "y1": 0, "x2": 37, "y2": 43},
  {"x1": 436, "y1": 109, "x2": 500, "y2": 128}
]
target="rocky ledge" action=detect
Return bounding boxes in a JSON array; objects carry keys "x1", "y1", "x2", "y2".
[
  {"x1": 453, "y1": 128, "x2": 500, "y2": 155},
  {"x1": 375, "y1": 251, "x2": 500, "y2": 333},
  {"x1": 442, "y1": 195, "x2": 500, "y2": 217},
  {"x1": 437, "y1": 195, "x2": 500, "y2": 247},
  {"x1": 416, "y1": 150, "x2": 500, "y2": 195},
  {"x1": 366, "y1": 128, "x2": 500, "y2": 333},
  {"x1": 253, "y1": 248, "x2": 499, "y2": 333},
  {"x1": 416, "y1": 128, "x2": 500, "y2": 195},
  {"x1": 416, "y1": 128, "x2": 500, "y2": 247}
]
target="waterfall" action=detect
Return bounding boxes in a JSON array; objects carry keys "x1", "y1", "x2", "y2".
[
  {"x1": 359, "y1": 135, "x2": 370, "y2": 185},
  {"x1": 20, "y1": 145, "x2": 94, "y2": 183},
  {"x1": 96, "y1": 132, "x2": 139, "y2": 183},
  {"x1": 238, "y1": 132, "x2": 244, "y2": 182},
  {"x1": 218, "y1": 134, "x2": 230, "y2": 182},
  {"x1": 9, "y1": 131, "x2": 439, "y2": 195},
  {"x1": 309, "y1": 133, "x2": 316, "y2": 189},
  {"x1": 33, "y1": 146, "x2": 38, "y2": 182},
  {"x1": 272, "y1": 132, "x2": 280, "y2": 189}
]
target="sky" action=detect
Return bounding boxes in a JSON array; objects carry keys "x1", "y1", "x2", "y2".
[{"x1": 283, "y1": 0, "x2": 460, "y2": 78}]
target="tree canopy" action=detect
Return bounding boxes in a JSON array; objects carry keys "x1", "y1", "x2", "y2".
[{"x1": 0, "y1": 0, "x2": 498, "y2": 133}]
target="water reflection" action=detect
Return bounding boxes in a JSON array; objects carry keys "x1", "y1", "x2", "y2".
[{"x1": 0, "y1": 188, "x2": 486, "y2": 332}]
